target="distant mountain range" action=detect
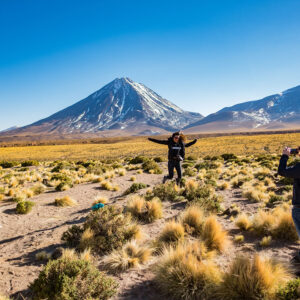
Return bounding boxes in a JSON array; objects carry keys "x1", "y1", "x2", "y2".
[
  {"x1": 185, "y1": 85, "x2": 300, "y2": 132},
  {"x1": 1, "y1": 78, "x2": 300, "y2": 139}
]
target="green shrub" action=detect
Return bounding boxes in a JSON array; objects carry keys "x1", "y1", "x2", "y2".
[
  {"x1": 130, "y1": 156, "x2": 149, "y2": 164},
  {"x1": 277, "y1": 278, "x2": 300, "y2": 300},
  {"x1": 62, "y1": 205, "x2": 140, "y2": 254},
  {"x1": 16, "y1": 201, "x2": 35, "y2": 214},
  {"x1": 183, "y1": 168, "x2": 196, "y2": 177},
  {"x1": 141, "y1": 160, "x2": 162, "y2": 174},
  {"x1": 21, "y1": 160, "x2": 39, "y2": 167},
  {"x1": 154, "y1": 156, "x2": 164, "y2": 162},
  {"x1": 221, "y1": 153, "x2": 237, "y2": 161},
  {"x1": 0, "y1": 161, "x2": 19, "y2": 168},
  {"x1": 30, "y1": 257, "x2": 118, "y2": 300},
  {"x1": 125, "y1": 183, "x2": 148, "y2": 194},
  {"x1": 186, "y1": 155, "x2": 197, "y2": 161},
  {"x1": 195, "y1": 161, "x2": 219, "y2": 170},
  {"x1": 151, "y1": 182, "x2": 184, "y2": 202}
]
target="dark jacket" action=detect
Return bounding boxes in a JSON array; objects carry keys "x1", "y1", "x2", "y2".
[
  {"x1": 278, "y1": 154, "x2": 300, "y2": 205},
  {"x1": 148, "y1": 137, "x2": 197, "y2": 160}
]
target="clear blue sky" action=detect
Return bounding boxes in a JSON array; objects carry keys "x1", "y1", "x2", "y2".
[{"x1": 1, "y1": 0, "x2": 300, "y2": 131}]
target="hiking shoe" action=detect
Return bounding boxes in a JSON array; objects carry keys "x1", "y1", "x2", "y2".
[{"x1": 162, "y1": 176, "x2": 168, "y2": 184}]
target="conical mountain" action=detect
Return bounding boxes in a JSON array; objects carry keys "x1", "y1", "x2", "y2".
[{"x1": 15, "y1": 77, "x2": 203, "y2": 136}]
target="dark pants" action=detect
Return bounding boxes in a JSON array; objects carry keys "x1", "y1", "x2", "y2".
[
  {"x1": 168, "y1": 160, "x2": 182, "y2": 180},
  {"x1": 292, "y1": 207, "x2": 300, "y2": 238}
]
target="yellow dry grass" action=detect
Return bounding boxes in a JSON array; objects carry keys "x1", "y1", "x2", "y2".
[{"x1": 1, "y1": 132, "x2": 300, "y2": 161}]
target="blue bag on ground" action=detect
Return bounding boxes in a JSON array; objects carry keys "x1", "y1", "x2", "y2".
[{"x1": 92, "y1": 203, "x2": 105, "y2": 211}]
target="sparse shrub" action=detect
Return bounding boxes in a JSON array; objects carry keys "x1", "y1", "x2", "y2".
[
  {"x1": 151, "y1": 181, "x2": 183, "y2": 202},
  {"x1": 154, "y1": 242, "x2": 221, "y2": 300},
  {"x1": 183, "y1": 167, "x2": 197, "y2": 177},
  {"x1": 154, "y1": 156, "x2": 164, "y2": 162},
  {"x1": 141, "y1": 160, "x2": 162, "y2": 174},
  {"x1": 180, "y1": 205, "x2": 205, "y2": 236},
  {"x1": 125, "y1": 182, "x2": 148, "y2": 194},
  {"x1": 276, "y1": 278, "x2": 300, "y2": 300},
  {"x1": 103, "y1": 240, "x2": 152, "y2": 273},
  {"x1": 186, "y1": 154, "x2": 197, "y2": 161},
  {"x1": 16, "y1": 200, "x2": 34, "y2": 214},
  {"x1": 218, "y1": 181, "x2": 229, "y2": 190},
  {"x1": 21, "y1": 160, "x2": 39, "y2": 167},
  {"x1": 242, "y1": 188, "x2": 269, "y2": 203},
  {"x1": 157, "y1": 220, "x2": 185, "y2": 246},
  {"x1": 55, "y1": 196, "x2": 77, "y2": 207},
  {"x1": 62, "y1": 205, "x2": 141, "y2": 254},
  {"x1": 30, "y1": 255, "x2": 118, "y2": 300},
  {"x1": 0, "y1": 161, "x2": 18, "y2": 168},
  {"x1": 31, "y1": 183, "x2": 46, "y2": 195},
  {"x1": 221, "y1": 153, "x2": 237, "y2": 161},
  {"x1": 218, "y1": 255, "x2": 292, "y2": 300},
  {"x1": 130, "y1": 155, "x2": 149, "y2": 164},
  {"x1": 202, "y1": 216, "x2": 230, "y2": 252}
]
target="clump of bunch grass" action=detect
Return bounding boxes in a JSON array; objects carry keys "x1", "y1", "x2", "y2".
[
  {"x1": 100, "y1": 180, "x2": 114, "y2": 191},
  {"x1": 103, "y1": 240, "x2": 152, "y2": 273},
  {"x1": 31, "y1": 183, "x2": 46, "y2": 195},
  {"x1": 35, "y1": 251, "x2": 50, "y2": 261},
  {"x1": 130, "y1": 176, "x2": 136, "y2": 181},
  {"x1": 126, "y1": 195, "x2": 163, "y2": 222},
  {"x1": 202, "y1": 215, "x2": 230, "y2": 252},
  {"x1": 180, "y1": 205, "x2": 205, "y2": 236},
  {"x1": 157, "y1": 220, "x2": 185, "y2": 246},
  {"x1": 16, "y1": 200, "x2": 35, "y2": 214},
  {"x1": 235, "y1": 213, "x2": 252, "y2": 231},
  {"x1": 54, "y1": 195, "x2": 77, "y2": 207},
  {"x1": 62, "y1": 205, "x2": 142, "y2": 255},
  {"x1": 234, "y1": 235, "x2": 244, "y2": 244},
  {"x1": 93, "y1": 196, "x2": 108, "y2": 205},
  {"x1": 260, "y1": 236, "x2": 272, "y2": 247},
  {"x1": 154, "y1": 241, "x2": 221, "y2": 300},
  {"x1": 30, "y1": 249, "x2": 118, "y2": 300},
  {"x1": 218, "y1": 254, "x2": 292, "y2": 300},
  {"x1": 252, "y1": 206, "x2": 298, "y2": 241}
]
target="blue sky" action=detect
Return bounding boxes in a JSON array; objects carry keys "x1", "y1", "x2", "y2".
[{"x1": 0, "y1": 0, "x2": 300, "y2": 130}]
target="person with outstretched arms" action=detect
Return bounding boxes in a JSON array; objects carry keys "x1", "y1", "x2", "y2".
[{"x1": 148, "y1": 131, "x2": 197, "y2": 184}]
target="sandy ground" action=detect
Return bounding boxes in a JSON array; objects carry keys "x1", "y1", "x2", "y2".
[{"x1": 0, "y1": 165, "x2": 299, "y2": 299}]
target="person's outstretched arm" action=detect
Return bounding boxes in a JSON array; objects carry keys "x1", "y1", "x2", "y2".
[
  {"x1": 148, "y1": 137, "x2": 169, "y2": 145},
  {"x1": 185, "y1": 139, "x2": 198, "y2": 148},
  {"x1": 278, "y1": 154, "x2": 300, "y2": 178}
]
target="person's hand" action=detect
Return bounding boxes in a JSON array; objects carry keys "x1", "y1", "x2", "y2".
[{"x1": 282, "y1": 147, "x2": 291, "y2": 156}]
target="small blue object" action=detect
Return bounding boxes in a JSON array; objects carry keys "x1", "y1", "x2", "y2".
[{"x1": 92, "y1": 203, "x2": 105, "y2": 211}]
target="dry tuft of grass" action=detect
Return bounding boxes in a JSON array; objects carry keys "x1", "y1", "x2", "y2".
[
  {"x1": 79, "y1": 228, "x2": 94, "y2": 250},
  {"x1": 35, "y1": 251, "x2": 50, "y2": 261},
  {"x1": 93, "y1": 196, "x2": 108, "y2": 205},
  {"x1": 126, "y1": 195, "x2": 163, "y2": 222},
  {"x1": 103, "y1": 240, "x2": 152, "y2": 273},
  {"x1": 260, "y1": 236, "x2": 272, "y2": 247},
  {"x1": 54, "y1": 195, "x2": 77, "y2": 207},
  {"x1": 202, "y1": 216, "x2": 230, "y2": 252},
  {"x1": 101, "y1": 180, "x2": 113, "y2": 191},
  {"x1": 235, "y1": 213, "x2": 252, "y2": 231},
  {"x1": 234, "y1": 235, "x2": 244, "y2": 244},
  {"x1": 130, "y1": 176, "x2": 136, "y2": 181},
  {"x1": 154, "y1": 242, "x2": 221, "y2": 299},
  {"x1": 218, "y1": 254, "x2": 292, "y2": 300},
  {"x1": 157, "y1": 220, "x2": 185, "y2": 246},
  {"x1": 180, "y1": 205, "x2": 205, "y2": 236}
]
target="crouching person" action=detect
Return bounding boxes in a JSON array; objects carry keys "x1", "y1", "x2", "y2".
[{"x1": 278, "y1": 146, "x2": 300, "y2": 261}]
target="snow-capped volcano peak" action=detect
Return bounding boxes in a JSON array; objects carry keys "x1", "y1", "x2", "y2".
[{"x1": 16, "y1": 77, "x2": 203, "y2": 135}]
